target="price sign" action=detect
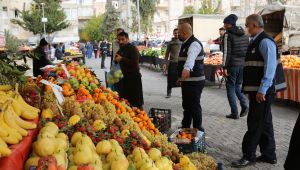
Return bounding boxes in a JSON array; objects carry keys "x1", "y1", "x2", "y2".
[{"x1": 40, "y1": 79, "x2": 64, "y2": 104}]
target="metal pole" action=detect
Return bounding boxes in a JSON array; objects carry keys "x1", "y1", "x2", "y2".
[
  {"x1": 41, "y1": 3, "x2": 46, "y2": 37},
  {"x1": 137, "y1": 0, "x2": 141, "y2": 41}
]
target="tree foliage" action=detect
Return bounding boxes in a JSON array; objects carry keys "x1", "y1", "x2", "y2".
[
  {"x1": 11, "y1": 0, "x2": 69, "y2": 36},
  {"x1": 82, "y1": 15, "x2": 104, "y2": 41},
  {"x1": 100, "y1": 2, "x2": 120, "y2": 41},
  {"x1": 4, "y1": 30, "x2": 21, "y2": 53},
  {"x1": 131, "y1": 0, "x2": 158, "y2": 34},
  {"x1": 183, "y1": 6, "x2": 195, "y2": 15},
  {"x1": 198, "y1": 0, "x2": 222, "y2": 14}
]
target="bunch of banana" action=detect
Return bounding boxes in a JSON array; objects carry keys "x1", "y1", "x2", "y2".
[{"x1": 0, "y1": 85, "x2": 39, "y2": 158}]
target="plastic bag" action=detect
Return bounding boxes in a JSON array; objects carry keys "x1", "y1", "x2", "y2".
[{"x1": 106, "y1": 62, "x2": 123, "y2": 85}]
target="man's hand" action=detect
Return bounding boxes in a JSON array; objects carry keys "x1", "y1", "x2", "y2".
[
  {"x1": 115, "y1": 54, "x2": 123, "y2": 62},
  {"x1": 256, "y1": 92, "x2": 266, "y2": 103},
  {"x1": 223, "y1": 69, "x2": 229, "y2": 77},
  {"x1": 181, "y1": 69, "x2": 190, "y2": 80}
]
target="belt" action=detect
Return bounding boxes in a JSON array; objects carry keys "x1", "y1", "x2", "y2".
[
  {"x1": 178, "y1": 76, "x2": 205, "y2": 82},
  {"x1": 178, "y1": 55, "x2": 204, "y2": 61}
]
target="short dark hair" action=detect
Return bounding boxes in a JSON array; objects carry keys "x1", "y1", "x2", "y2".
[
  {"x1": 173, "y1": 28, "x2": 178, "y2": 32},
  {"x1": 219, "y1": 27, "x2": 225, "y2": 31},
  {"x1": 116, "y1": 28, "x2": 124, "y2": 32},
  {"x1": 117, "y1": 31, "x2": 129, "y2": 38}
]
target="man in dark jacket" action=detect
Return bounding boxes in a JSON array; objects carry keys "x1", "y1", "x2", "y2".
[
  {"x1": 115, "y1": 32, "x2": 144, "y2": 109},
  {"x1": 33, "y1": 38, "x2": 51, "y2": 77},
  {"x1": 222, "y1": 14, "x2": 249, "y2": 119}
]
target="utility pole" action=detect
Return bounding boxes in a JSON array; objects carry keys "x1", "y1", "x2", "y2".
[
  {"x1": 41, "y1": 3, "x2": 47, "y2": 37},
  {"x1": 137, "y1": 0, "x2": 141, "y2": 41}
]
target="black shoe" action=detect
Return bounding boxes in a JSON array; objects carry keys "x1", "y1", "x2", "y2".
[
  {"x1": 231, "y1": 158, "x2": 255, "y2": 168},
  {"x1": 165, "y1": 93, "x2": 171, "y2": 98},
  {"x1": 226, "y1": 114, "x2": 239, "y2": 119},
  {"x1": 256, "y1": 155, "x2": 277, "y2": 164},
  {"x1": 240, "y1": 107, "x2": 249, "y2": 117}
]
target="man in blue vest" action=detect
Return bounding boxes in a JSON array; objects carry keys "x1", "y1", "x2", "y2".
[
  {"x1": 222, "y1": 14, "x2": 249, "y2": 120},
  {"x1": 232, "y1": 14, "x2": 286, "y2": 168},
  {"x1": 177, "y1": 22, "x2": 205, "y2": 131}
]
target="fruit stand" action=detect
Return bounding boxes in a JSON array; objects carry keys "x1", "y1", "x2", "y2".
[
  {"x1": 0, "y1": 54, "x2": 218, "y2": 170},
  {"x1": 276, "y1": 55, "x2": 300, "y2": 103},
  {"x1": 203, "y1": 53, "x2": 223, "y2": 84}
]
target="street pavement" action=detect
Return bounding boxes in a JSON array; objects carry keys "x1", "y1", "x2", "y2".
[
  {"x1": 86, "y1": 57, "x2": 299, "y2": 170},
  {"x1": 23, "y1": 56, "x2": 298, "y2": 170}
]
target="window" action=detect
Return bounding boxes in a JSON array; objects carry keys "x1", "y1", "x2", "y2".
[
  {"x1": 15, "y1": 10, "x2": 18, "y2": 18},
  {"x1": 2, "y1": 7, "x2": 7, "y2": 11}
]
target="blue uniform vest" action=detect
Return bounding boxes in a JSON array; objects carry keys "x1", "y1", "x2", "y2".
[
  {"x1": 178, "y1": 35, "x2": 205, "y2": 81},
  {"x1": 242, "y1": 31, "x2": 286, "y2": 94}
]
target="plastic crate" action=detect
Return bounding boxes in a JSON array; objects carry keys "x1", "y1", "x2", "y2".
[
  {"x1": 149, "y1": 108, "x2": 171, "y2": 133},
  {"x1": 169, "y1": 128, "x2": 206, "y2": 154}
]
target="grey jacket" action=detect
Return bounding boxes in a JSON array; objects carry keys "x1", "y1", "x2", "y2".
[{"x1": 165, "y1": 38, "x2": 182, "y2": 63}]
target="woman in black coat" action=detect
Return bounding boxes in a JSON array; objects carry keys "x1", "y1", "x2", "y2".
[{"x1": 33, "y1": 38, "x2": 51, "y2": 77}]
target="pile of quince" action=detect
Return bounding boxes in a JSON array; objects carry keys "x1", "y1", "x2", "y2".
[
  {"x1": 96, "y1": 139, "x2": 129, "y2": 170},
  {"x1": 127, "y1": 147, "x2": 173, "y2": 170},
  {"x1": 25, "y1": 122, "x2": 69, "y2": 170},
  {"x1": 68, "y1": 132, "x2": 102, "y2": 170}
]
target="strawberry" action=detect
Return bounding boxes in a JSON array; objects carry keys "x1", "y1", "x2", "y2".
[
  {"x1": 154, "y1": 142, "x2": 160, "y2": 148},
  {"x1": 133, "y1": 141, "x2": 138, "y2": 145},
  {"x1": 81, "y1": 126, "x2": 86, "y2": 133},
  {"x1": 131, "y1": 132, "x2": 136, "y2": 138},
  {"x1": 117, "y1": 137, "x2": 124, "y2": 145},
  {"x1": 144, "y1": 145, "x2": 150, "y2": 150}
]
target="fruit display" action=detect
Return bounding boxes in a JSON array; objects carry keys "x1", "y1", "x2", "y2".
[
  {"x1": 204, "y1": 54, "x2": 223, "y2": 65},
  {"x1": 65, "y1": 47, "x2": 82, "y2": 56},
  {"x1": 281, "y1": 55, "x2": 300, "y2": 69}
]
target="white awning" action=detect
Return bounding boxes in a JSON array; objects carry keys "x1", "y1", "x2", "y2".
[{"x1": 52, "y1": 36, "x2": 80, "y2": 43}]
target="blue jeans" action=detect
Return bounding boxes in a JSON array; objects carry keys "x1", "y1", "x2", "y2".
[{"x1": 226, "y1": 66, "x2": 248, "y2": 116}]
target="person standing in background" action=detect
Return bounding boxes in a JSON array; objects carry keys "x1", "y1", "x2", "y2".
[
  {"x1": 50, "y1": 44, "x2": 56, "y2": 61},
  {"x1": 55, "y1": 43, "x2": 64, "y2": 60},
  {"x1": 33, "y1": 38, "x2": 51, "y2": 77},
  {"x1": 100, "y1": 39, "x2": 109, "y2": 69},
  {"x1": 78, "y1": 41, "x2": 86, "y2": 64},
  {"x1": 232, "y1": 14, "x2": 286, "y2": 168},
  {"x1": 163, "y1": 28, "x2": 182, "y2": 98},
  {"x1": 115, "y1": 31, "x2": 144, "y2": 109},
  {"x1": 209, "y1": 27, "x2": 226, "y2": 51},
  {"x1": 93, "y1": 40, "x2": 99, "y2": 59},
  {"x1": 222, "y1": 14, "x2": 249, "y2": 120},
  {"x1": 177, "y1": 22, "x2": 205, "y2": 132},
  {"x1": 86, "y1": 42, "x2": 93, "y2": 59}
]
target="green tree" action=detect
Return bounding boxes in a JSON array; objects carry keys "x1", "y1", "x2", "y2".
[
  {"x1": 11, "y1": 0, "x2": 69, "y2": 37},
  {"x1": 183, "y1": 6, "x2": 195, "y2": 14},
  {"x1": 4, "y1": 30, "x2": 20, "y2": 53},
  {"x1": 131, "y1": 0, "x2": 158, "y2": 34},
  {"x1": 198, "y1": 0, "x2": 222, "y2": 14},
  {"x1": 100, "y1": 3, "x2": 120, "y2": 41},
  {"x1": 82, "y1": 15, "x2": 104, "y2": 41}
]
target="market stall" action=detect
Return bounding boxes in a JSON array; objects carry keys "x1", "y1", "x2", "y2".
[
  {"x1": 204, "y1": 53, "x2": 223, "y2": 85},
  {"x1": 276, "y1": 55, "x2": 300, "y2": 103},
  {"x1": 0, "y1": 53, "x2": 218, "y2": 170}
]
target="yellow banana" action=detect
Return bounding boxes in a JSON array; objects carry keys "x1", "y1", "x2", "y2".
[
  {"x1": 0, "y1": 137, "x2": 12, "y2": 157},
  {"x1": 13, "y1": 111, "x2": 36, "y2": 130},
  {"x1": 11, "y1": 99, "x2": 22, "y2": 116},
  {"x1": 0, "y1": 111, "x2": 22, "y2": 142},
  {"x1": 14, "y1": 94, "x2": 40, "y2": 113},
  {"x1": 1, "y1": 133, "x2": 19, "y2": 145},
  {"x1": 3, "y1": 106, "x2": 28, "y2": 137},
  {"x1": 0, "y1": 85, "x2": 12, "y2": 91},
  {"x1": 0, "y1": 124, "x2": 8, "y2": 137}
]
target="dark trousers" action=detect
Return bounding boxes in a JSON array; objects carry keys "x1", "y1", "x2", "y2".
[
  {"x1": 181, "y1": 80, "x2": 205, "y2": 131},
  {"x1": 242, "y1": 93, "x2": 276, "y2": 161},
  {"x1": 226, "y1": 66, "x2": 248, "y2": 116},
  {"x1": 167, "y1": 62, "x2": 178, "y2": 95},
  {"x1": 94, "y1": 50, "x2": 98, "y2": 58},
  {"x1": 284, "y1": 113, "x2": 300, "y2": 170},
  {"x1": 101, "y1": 53, "x2": 106, "y2": 68}
]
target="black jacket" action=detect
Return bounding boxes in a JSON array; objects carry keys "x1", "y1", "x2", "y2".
[
  {"x1": 223, "y1": 26, "x2": 249, "y2": 68},
  {"x1": 33, "y1": 46, "x2": 51, "y2": 77}
]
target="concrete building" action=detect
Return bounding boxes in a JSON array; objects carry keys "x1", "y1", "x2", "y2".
[{"x1": 0, "y1": 0, "x2": 34, "y2": 40}]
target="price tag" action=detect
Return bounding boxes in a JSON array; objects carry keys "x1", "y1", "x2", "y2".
[
  {"x1": 40, "y1": 79, "x2": 64, "y2": 104},
  {"x1": 61, "y1": 64, "x2": 70, "y2": 78}
]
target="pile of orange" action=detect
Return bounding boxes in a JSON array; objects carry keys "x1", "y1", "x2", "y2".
[
  {"x1": 62, "y1": 82, "x2": 75, "y2": 97},
  {"x1": 176, "y1": 131, "x2": 193, "y2": 140},
  {"x1": 77, "y1": 85, "x2": 92, "y2": 100},
  {"x1": 281, "y1": 55, "x2": 300, "y2": 69},
  {"x1": 132, "y1": 108, "x2": 159, "y2": 135},
  {"x1": 44, "y1": 77, "x2": 58, "y2": 92}
]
